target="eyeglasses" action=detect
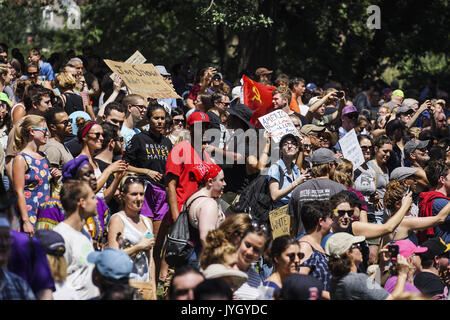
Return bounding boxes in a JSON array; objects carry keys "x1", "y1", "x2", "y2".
[
  {"x1": 333, "y1": 209, "x2": 354, "y2": 217},
  {"x1": 32, "y1": 127, "x2": 49, "y2": 135},
  {"x1": 249, "y1": 221, "x2": 269, "y2": 234},
  {"x1": 28, "y1": 71, "x2": 39, "y2": 76},
  {"x1": 222, "y1": 102, "x2": 231, "y2": 106},
  {"x1": 0, "y1": 102, "x2": 7, "y2": 108},
  {"x1": 56, "y1": 119, "x2": 71, "y2": 127},
  {"x1": 287, "y1": 252, "x2": 304, "y2": 262},
  {"x1": 89, "y1": 132, "x2": 103, "y2": 139}
]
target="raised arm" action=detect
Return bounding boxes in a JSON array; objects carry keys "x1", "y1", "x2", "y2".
[
  {"x1": 352, "y1": 192, "x2": 413, "y2": 240},
  {"x1": 401, "y1": 201, "x2": 450, "y2": 232}
]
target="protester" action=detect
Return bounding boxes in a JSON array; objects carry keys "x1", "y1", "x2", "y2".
[
  {"x1": 263, "y1": 235, "x2": 302, "y2": 296},
  {"x1": 54, "y1": 180, "x2": 100, "y2": 299},
  {"x1": 233, "y1": 220, "x2": 271, "y2": 300},
  {"x1": 107, "y1": 176, "x2": 156, "y2": 300}
]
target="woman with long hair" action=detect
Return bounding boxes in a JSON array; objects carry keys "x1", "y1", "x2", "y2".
[
  {"x1": 76, "y1": 119, "x2": 127, "y2": 200},
  {"x1": 107, "y1": 175, "x2": 156, "y2": 300},
  {"x1": 264, "y1": 235, "x2": 302, "y2": 295},
  {"x1": 11, "y1": 79, "x2": 32, "y2": 125},
  {"x1": 233, "y1": 220, "x2": 271, "y2": 300},
  {"x1": 12, "y1": 115, "x2": 59, "y2": 235}
]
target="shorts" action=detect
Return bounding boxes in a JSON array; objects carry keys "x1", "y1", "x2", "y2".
[{"x1": 140, "y1": 184, "x2": 169, "y2": 221}]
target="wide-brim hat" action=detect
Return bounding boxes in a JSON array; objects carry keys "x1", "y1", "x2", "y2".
[
  {"x1": 227, "y1": 103, "x2": 253, "y2": 129},
  {"x1": 202, "y1": 264, "x2": 248, "y2": 290}
]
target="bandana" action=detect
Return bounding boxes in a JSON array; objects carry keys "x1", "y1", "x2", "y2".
[
  {"x1": 78, "y1": 120, "x2": 97, "y2": 141},
  {"x1": 191, "y1": 162, "x2": 222, "y2": 184},
  {"x1": 62, "y1": 155, "x2": 90, "y2": 182}
]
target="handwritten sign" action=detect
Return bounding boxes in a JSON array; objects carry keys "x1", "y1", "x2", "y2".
[
  {"x1": 104, "y1": 59, "x2": 181, "y2": 99},
  {"x1": 338, "y1": 129, "x2": 364, "y2": 171},
  {"x1": 269, "y1": 205, "x2": 290, "y2": 239},
  {"x1": 258, "y1": 110, "x2": 301, "y2": 143},
  {"x1": 110, "y1": 50, "x2": 147, "y2": 80}
]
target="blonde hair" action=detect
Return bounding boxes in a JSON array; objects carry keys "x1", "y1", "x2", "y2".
[
  {"x1": 217, "y1": 213, "x2": 252, "y2": 244},
  {"x1": 13, "y1": 115, "x2": 46, "y2": 152},
  {"x1": 46, "y1": 254, "x2": 68, "y2": 282},
  {"x1": 200, "y1": 229, "x2": 238, "y2": 270},
  {"x1": 332, "y1": 159, "x2": 354, "y2": 188},
  {"x1": 408, "y1": 127, "x2": 421, "y2": 139},
  {"x1": 56, "y1": 71, "x2": 76, "y2": 91}
]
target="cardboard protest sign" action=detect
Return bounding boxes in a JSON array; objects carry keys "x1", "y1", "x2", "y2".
[
  {"x1": 269, "y1": 205, "x2": 290, "y2": 239},
  {"x1": 104, "y1": 59, "x2": 181, "y2": 99},
  {"x1": 258, "y1": 110, "x2": 301, "y2": 143},
  {"x1": 109, "y1": 50, "x2": 147, "y2": 80},
  {"x1": 338, "y1": 129, "x2": 364, "y2": 170}
]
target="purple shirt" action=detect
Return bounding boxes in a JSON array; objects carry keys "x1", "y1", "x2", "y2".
[
  {"x1": 384, "y1": 276, "x2": 421, "y2": 294},
  {"x1": 7, "y1": 230, "x2": 55, "y2": 295}
]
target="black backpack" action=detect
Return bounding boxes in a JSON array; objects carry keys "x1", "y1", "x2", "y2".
[
  {"x1": 165, "y1": 195, "x2": 207, "y2": 268},
  {"x1": 234, "y1": 165, "x2": 284, "y2": 223}
]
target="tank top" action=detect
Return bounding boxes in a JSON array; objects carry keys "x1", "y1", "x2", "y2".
[
  {"x1": 11, "y1": 103, "x2": 25, "y2": 124},
  {"x1": 298, "y1": 241, "x2": 331, "y2": 291},
  {"x1": 190, "y1": 198, "x2": 226, "y2": 229},
  {"x1": 116, "y1": 213, "x2": 153, "y2": 282}
]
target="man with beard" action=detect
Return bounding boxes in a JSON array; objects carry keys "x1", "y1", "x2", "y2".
[{"x1": 404, "y1": 139, "x2": 431, "y2": 193}]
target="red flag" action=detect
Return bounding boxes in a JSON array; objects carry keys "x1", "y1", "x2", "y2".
[{"x1": 242, "y1": 75, "x2": 275, "y2": 127}]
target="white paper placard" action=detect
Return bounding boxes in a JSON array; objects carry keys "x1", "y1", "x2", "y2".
[
  {"x1": 338, "y1": 129, "x2": 365, "y2": 170},
  {"x1": 258, "y1": 110, "x2": 301, "y2": 143}
]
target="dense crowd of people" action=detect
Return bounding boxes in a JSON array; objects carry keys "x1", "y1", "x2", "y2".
[{"x1": 0, "y1": 43, "x2": 449, "y2": 301}]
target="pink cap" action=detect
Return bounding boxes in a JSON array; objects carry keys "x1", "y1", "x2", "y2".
[
  {"x1": 342, "y1": 105, "x2": 359, "y2": 116},
  {"x1": 393, "y1": 239, "x2": 428, "y2": 258}
]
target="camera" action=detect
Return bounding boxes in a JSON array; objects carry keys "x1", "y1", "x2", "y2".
[
  {"x1": 388, "y1": 244, "x2": 399, "y2": 262},
  {"x1": 335, "y1": 91, "x2": 344, "y2": 99}
]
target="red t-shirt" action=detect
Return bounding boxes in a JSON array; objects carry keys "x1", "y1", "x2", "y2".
[{"x1": 165, "y1": 140, "x2": 212, "y2": 215}]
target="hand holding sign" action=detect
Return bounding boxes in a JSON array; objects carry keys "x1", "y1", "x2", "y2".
[{"x1": 258, "y1": 110, "x2": 301, "y2": 143}]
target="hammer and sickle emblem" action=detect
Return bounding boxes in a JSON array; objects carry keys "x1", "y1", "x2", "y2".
[{"x1": 251, "y1": 85, "x2": 262, "y2": 103}]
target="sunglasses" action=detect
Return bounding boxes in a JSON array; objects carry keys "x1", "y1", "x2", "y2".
[
  {"x1": 249, "y1": 221, "x2": 269, "y2": 234},
  {"x1": 334, "y1": 209, "x2": 354, "y2": 217},
  {"x1": 57, "y1": 119, "x2": 71, "y2": 127},
  {"x1": 351, "y1": 243, "x2": 362, "y2": 250},
  {"x1": 32, "y1": 127, "x2": 49, "y2": 135},
  {"x1": 360, "y1": 145, "x2": 373, "y2": 151},
  {"x1": 132, "y1": 104, "x2": 147, "y2": 111},
  {"x1": 222, "y1": 102, "x2": 231, "y2": 106},
  {"x1": 173, "y1": 119, "x2": 185, "y2": 124},
  {"x1": 303, "y1": 144, "x2": 312, "y2": 150},
  {"x1": 28, "y1": 71, "x2": 39, "y2": 76},
  {"x1": 287, "y1": 252, "x2": 304, "y2": 262},
  {"x1": 345, "y1": 113, "x2": 359, "y2": 119},
  {"x1": 89, "y1": 132, "x2": 103, "y2": 139},
  {"x1": 121, "y1": 176, "x2": 146, "y2": 191}
]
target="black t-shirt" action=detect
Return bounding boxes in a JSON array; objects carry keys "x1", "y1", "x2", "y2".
[
  {"x1": 95, "y1": 158, "x2": 115, "y2": 188},
  {"x1": 63, "y1": 92, "x2": 84, "y2": 116},
  {"x1": 123, "y1": 131, "x2": 173, "y2": 188},
  {"x1": 414, "y1": 272, "x2": 446, "y2": 298},
  {"x1": 222, "y1": 129, "x2": 259, "y2": 194},
  {"x1": 64, "y1": 136, "x2": 82, "y2": 158}
]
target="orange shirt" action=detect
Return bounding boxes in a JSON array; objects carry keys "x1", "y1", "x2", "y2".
[{"x1": 290, "y1": 96, "x2": 301, "y2": 114}]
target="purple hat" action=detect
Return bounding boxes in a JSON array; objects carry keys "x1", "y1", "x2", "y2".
[
  {"x1": 62, "y1": 155, "x2": 90, "y2": 182},
  {"x1": 342, "y1": 105, "x2": 359, "y2": 116}
]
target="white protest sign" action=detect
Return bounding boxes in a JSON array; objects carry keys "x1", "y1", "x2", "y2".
[
  {"x1": 258, "y1": 110, "x2": 301, "y2": 143},
  {"x1": 338, "y1": 129, "x2": 364, "y2": 170}
]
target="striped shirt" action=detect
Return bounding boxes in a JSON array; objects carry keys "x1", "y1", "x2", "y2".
[{"x1": 233, "y1": 265, "x2": 263, "y2": 300}]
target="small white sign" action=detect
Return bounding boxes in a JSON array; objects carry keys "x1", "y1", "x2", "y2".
[
  {"x1": 258, "y1": 110, "x2": 301, "y2": 143},
  {"x1": 338, "y1": 129, "x2": 365, "y2": 170}
]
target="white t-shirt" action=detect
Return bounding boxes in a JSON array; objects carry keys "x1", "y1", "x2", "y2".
[
  {"x1": 53, "y1": 281, "x2": 79, "y2": 300},
  {"x1": 54, "y1": 222, "x2": 99, "y2": 300}
]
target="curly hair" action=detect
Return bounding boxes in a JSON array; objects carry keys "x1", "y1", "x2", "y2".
[
  {"x1": 383, "y1": 180, "x2": 407, "y2": 212},
  {"x1": 332, "y1": 159, "x2": 354, "y2": 188},
  {"x1": 199, "y1": 229, "x2": 237, "y2": 270}
]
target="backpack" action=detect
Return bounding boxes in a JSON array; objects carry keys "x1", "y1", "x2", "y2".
[
  {"x1": 165, "y1": 195, "x2": 207, "y2": 268},
  {"x1": 234, "y1": 164, "x2": 284, "y2": 223}
]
